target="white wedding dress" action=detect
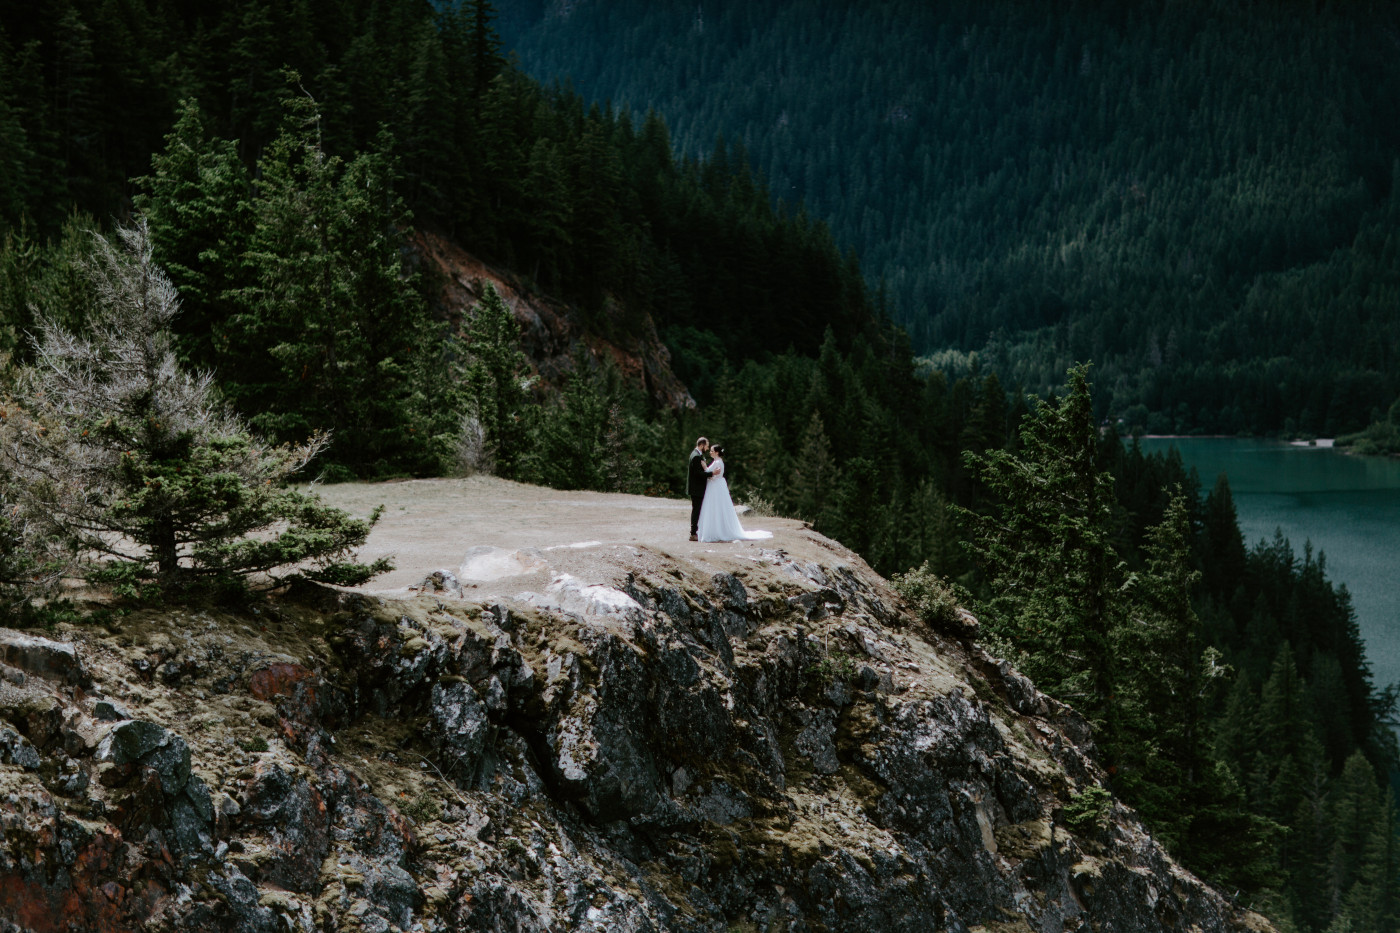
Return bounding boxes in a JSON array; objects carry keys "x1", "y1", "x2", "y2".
[{"x1": 697, "y1": 457, "x2": 772, "y2": 542}]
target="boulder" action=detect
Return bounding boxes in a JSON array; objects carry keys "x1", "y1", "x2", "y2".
[
  {"x1": 95, "y1": 719, "x2": 194, "y2": 796},
  {"x1": 0, "y1": 628, "x2": 85, "y2": 684},
  {"x1": 419, "y1": 569, "x2": 464, "y2": 597},
  {"x1": 459, "y1": 546, "x2": 548, "y2": 581},
  {"x1": 428, "y1": 680, "x2": 491, "y2": 784},
  {"x1": 0, "y1": 725, "x2": 40, "y2": 770},
  {"x1": 97, "y1": 719, "x2": 170, "y2": 763},
  {"x1": 794, "y1": 708, "x2": 841, "y2": 775},
  {"x1": 93, "y1": 700, "x2": 132, "y2": 722},
  {"x1": 526, "y1": 573, "x2": 645, "y2": 623}
]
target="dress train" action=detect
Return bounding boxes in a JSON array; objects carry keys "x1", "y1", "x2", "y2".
[{"x1": 696, "y1": 458, "x2": 771, "y2": 543}]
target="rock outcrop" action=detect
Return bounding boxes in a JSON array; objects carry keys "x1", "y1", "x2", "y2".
[
  {"x1": 415, "y1": 230, "x2": 695, "y2": 411},
  {"x1": 0, "y1": 539, "x2": 1271, "y2": 931}
]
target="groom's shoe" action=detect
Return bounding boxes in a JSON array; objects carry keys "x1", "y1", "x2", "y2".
[{"x1": 689, "y1": 534, "x2": 698, "y2": 541}]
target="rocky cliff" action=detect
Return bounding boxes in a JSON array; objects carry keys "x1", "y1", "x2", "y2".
[
  {"x1": 414, "y1": 231, "x2": 695, "y2": 411},
  {"x1": 0, "y1": 479, "x2": 1271, "y2": 932}
]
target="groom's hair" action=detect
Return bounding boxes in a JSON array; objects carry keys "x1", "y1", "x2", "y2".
[{"x1": 696, "y1": 436, "x2": 708, "y2": 447}]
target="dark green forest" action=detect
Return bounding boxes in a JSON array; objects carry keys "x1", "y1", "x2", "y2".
[
  {"x1": 0, "y1": 1, "x2": 1398, "y2": 929},
  {"x1": 499, "y1": 0, "x2": 1400, "y2": 439}
]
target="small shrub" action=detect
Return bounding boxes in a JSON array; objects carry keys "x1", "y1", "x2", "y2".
[
  {"x1": 81, "y1": 605, "x2": 116, "y2": 628},
  {"x1": 32, "y1": 599, "x2": 82, "y2": 630},
  {"x1": 89, "y1": 561, "x2": 163, "y2": 603},
  {"x1": 0, "y1": 491, "x2": 67, "y2": 619},
  {"x1": 401, "y1": 791, "x2": 443, "y2": 824},
  {"x1": 238, "y1": 736, "x2": 269, "y2": 754},
  {"x1": 737, "y1": 493, "x2": 782, "y2": 518},
  {"x1": 806, "y1": 649, "x2": 857, "y2": 687},
  {"x1": 1063, "y1": 784, "x2": 1113, "y2": 834},
  {"x1": 891, "y1": 562, "x2": 968, "y2": 629}
]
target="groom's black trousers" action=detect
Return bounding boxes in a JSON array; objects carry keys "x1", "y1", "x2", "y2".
[{"x1": 690, "y1": 492, "x2": 705, "y2": 537}]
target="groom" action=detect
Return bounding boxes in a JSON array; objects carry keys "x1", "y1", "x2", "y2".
[{"x1": 687, "y1": 437, "x2": 710, "y2": 541}]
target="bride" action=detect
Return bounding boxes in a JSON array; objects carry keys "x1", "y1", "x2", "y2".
[{"x1": 697, "y1": 445, "x2": 772, "y2": 542}]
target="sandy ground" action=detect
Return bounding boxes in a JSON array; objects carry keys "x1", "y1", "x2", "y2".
[{"x1": 311, "y1": 475, "x2": 825, "y2": 601}]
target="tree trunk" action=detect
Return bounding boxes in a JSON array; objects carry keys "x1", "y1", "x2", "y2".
[{"x1": 153, "y1": 518, "x2": 179, "y2": 580}]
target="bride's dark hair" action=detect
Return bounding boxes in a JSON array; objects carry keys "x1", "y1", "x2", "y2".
[{"x1": 711, "y1": 445, "x2": 725, "y2": 457}]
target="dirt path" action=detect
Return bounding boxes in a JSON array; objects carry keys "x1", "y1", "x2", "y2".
[{"x1": 312, "y1": 475, "x2": 831, "y2": 601}]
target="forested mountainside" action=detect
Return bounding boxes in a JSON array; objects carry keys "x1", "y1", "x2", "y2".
[
  {"x1": 0, "y1": 0, "x2": 871, "y2": 392},
  {"x1": 0, "y1": 2, "x2": 1398, "y2": 930},
  {"x1": 499, "y1": 0, "x2": 1400, "y2": 437}
]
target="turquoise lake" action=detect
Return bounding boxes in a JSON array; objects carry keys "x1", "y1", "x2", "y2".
[{"x1": 1140, "y1": 438, "x2": 1400, "y2": 693}]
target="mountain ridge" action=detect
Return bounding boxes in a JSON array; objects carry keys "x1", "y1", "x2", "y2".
[{"x1": 498, "y1": 0, "x2": 1400, "y2": 435}]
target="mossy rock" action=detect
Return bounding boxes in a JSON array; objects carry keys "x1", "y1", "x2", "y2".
[{"x1": 993, "y1": 819, "x2": 1053, "y2": 860}]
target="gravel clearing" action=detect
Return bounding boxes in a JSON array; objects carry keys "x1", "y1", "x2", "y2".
[{"x1": 310, "y1": 475, "x2": 820, "y2": 600}]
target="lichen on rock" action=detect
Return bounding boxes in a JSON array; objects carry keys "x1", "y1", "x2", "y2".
[{"x1": 0, "y1": 525, "x2": 1271, "y2": 932}]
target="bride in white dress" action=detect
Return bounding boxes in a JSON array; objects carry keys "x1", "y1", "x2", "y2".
[{"x1": 697, "y1": 446, "x2": 772, "y2": 542}]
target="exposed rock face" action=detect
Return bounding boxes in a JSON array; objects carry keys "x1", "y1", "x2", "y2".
[
  {"x1": 0, "y1": 544, "x2": 1270, "y2": 932},
  {"x1": 414, "y1": 230, "x2": 695, "y2": 411},
  {"x1": 0, "y1": 629, "x2": 86, "y2": 685}
]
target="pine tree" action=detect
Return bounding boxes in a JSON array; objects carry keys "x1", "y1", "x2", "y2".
[
  {"x1": 50, "y1": 4, "x2": 98, "y2": 207},
  {"x1": 1141, "y1": 491, "x2": 1208, "y2": 768},
  {"x1": 134, "y1": 99, "x2": 254, "y2": 373},
  {"x1": 903, "y1": 478, "x2": 961, "y2": 577},
  {"x1": 1347, "y1": 789, "x2": 1400, "y2": 933},
  {"x1": 0, "y1": 211, "x2": 103, "y2": 358},
  {"x1": 521, "y1": 348, "x2": 611, "y2": 491},
  {"x1": 1250, "y1": 643, "x2": 1336, "y2": 928},
  {"x1": 959, "y1": 372, "x2": 1009, "y2": 456},
  {"x1": 2, "y1": 219, "x2": 389, "y2": 594},
  {"x1": 735, "y1": 422, "x2": 791, "y2": 510},
  {"x1": 791, "y1": 411, "x2": 835, "y2": 522},
  {"x1": 0, "y1": 24, "x2": 36, "y2": 228},
  {"x1": 234, "y1": 78, "x2": 450, "y2": 476},
  {"x1": 1331, "y1": 752, "x2": 1382, "y2": 920},
  {"x1": 1114, "y1": 490, "x2": 1214, "y2": 850},
  {"x1": 522, "y1": 138, "x2": 574, "y2": 287},
  {"x1": 566, "y1": 116, "x2": 629, "y2": 309},
  {"x1": 0, "y1": 219, "x2": 48, "y2": 360},
  {"x1": 825, "y1": 456, "x2": 878, "y2": 554},
  {"x1": 225, "y1": 1, "x2": 288, "y2": 154},
  {"x1": 1201, "y1": 473, "x2": 1249, "y2": 603},
  {"x1": 472, "y1": 70, "x2": 530, "y2": 252},
  {"x1": 463, "y1": 283, "x2": 533, "y2": 475},
  {"x1": 465, "y1": 0, "x2": 505, "y2": 98},
  {"x1": 1257, "y1": 643, "x2": 1326, "y2": 815},
  {"x1": 962, "y1": 364, "x2": 1122, "y2": 734},
  {"x1": 398, "y1": 19, "x2": 453, "y2": 213},
  {"x1": 601, "y1": 403, "x2": 642, "y2": 494}
]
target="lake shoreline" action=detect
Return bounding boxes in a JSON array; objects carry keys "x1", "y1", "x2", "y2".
[
  {"x1": 1140, "y1": 436, "x2": 1400, "y2": 697},
  {"x1": 1135, "y1": 433, "x2": 1344, "y2": 451},
  {"x1": 1137, "y1": 433, "x2": 1400, "y2": 460},
  {"x1": 1137, "y1": 433, "x2": 1335, "y2": 444}
]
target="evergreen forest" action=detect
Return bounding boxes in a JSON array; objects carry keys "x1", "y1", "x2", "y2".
[
  {"x1": 499, "y1": 0, "x2": 1400, "y2": 439},
  {"x1": 0, "y1": 1, "x2": 1397, "y2": 929}
]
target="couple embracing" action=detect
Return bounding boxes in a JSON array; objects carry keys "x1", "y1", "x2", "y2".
[{"x1": 687, "y1": 437, "x2": 772, "y2": 543}]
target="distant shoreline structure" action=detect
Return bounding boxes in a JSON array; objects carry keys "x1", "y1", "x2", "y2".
[{"x1": 1137, "y1": 434, "x2": 1336, "y2": 448}]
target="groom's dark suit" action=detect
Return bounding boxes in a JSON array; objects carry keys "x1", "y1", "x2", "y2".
[{"x1": 687, "y1": 449, "x2": 709, "y2": 537}]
